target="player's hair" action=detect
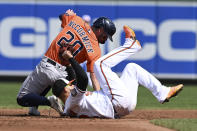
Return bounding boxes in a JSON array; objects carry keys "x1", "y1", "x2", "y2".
[{"x1": 52, "y1": 78, "x2": 69, "y2": 97}]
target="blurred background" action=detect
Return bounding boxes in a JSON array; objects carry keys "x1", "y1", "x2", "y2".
[
  {"x1": 0, "y1": 0, "x2": 197, "y2": 112},
  {"x1": 0, "y1": 0, "x2": 197, "y2": 83}
]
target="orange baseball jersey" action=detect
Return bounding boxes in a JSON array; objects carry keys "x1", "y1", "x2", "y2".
[{"x1": 45, "y1": 14, "x2": 101, "y2": 72}]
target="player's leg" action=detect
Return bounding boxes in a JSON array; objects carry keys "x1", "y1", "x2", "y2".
[
  {"x1": 28, "y1": 85, "x2": 51, "y2": 116},
  {"x1": 94, "y1": 60, "x2": 130, "y2": 117},
  {"x1": 98, "y1": 25, "x2": 141, "y2": 68},
  {"x1": 17, "y1": 93, "x2": 51, "y2": 107},
  {"x1": 18, "y1": 86, "x2": 51, "y2": 106},
  {"x1": 17, "y1": 74, "x2": 52, "y2": 116},
  {"x1": 120, "y1": 64, "x2": 139, "y2": 112},
  {"x1": 17, "y1": 88, "x2": 64, "y2": 116},
  {"x1": 94, "y1": 25, "x2": 141, "y2": 98},
  {"x1": 94, "y1": 25, "x2": 141, "y2": 90},
  {"x1": 17, "y1": 64, "x2": 52, "y2": 107},
  {"x1": 120, "y1": 63, "x2": 182, "y2": 104},
  {"x1": 17, "y1": 60, "x2": 66, "y2": 115},
  {"x1": 93, "y1": 26, "x2": 142, "y2": 117}
]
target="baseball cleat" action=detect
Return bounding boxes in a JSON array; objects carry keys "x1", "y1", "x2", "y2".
[
  {"x1": 28, "y1": 107, "x2": 40, "y2": 116},
  {"x1": 48, "y1": 95, "x2": 64, "y2": 115},
  {"x1": 123, "y1": 25, "x2": 136, "y2": 39},
  {"x1": 123, "y1": 25, "x2": 141, "y2": 48},
  {"x1": 162, "y1": 84, "x2": 183, "y2": 104}
]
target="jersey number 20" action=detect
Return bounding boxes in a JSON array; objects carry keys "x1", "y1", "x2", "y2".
[{"x1": 57, "y1": 31, "x2": 83, "y2": 56}]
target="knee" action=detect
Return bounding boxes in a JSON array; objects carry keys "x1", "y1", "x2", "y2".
[
  {"x1": 16, "y1": 97, "x2": 25, "y2": 106},
  {"x1": 124, "y1": 97, "x2": 137, "y2": 112},
  {"x1": 126, "y1": 93, "x2": 137, "y2": 112},
  {"x1": 128, "y1": 100, "x2": 137, "y2": 112},
  {"x1": 125, "y1": 63, "x2": 140, "y2": 72},
  {"x1": 126, "y1": 63, "x2": 138, "y2": 69},
  {"x1": 17, "y1": 95, "x2": 30, "y2": 107},
  {"x1": 114, "y1": 97, "x2": 136, "y2": 116},
  {"x1": 119, "y1": 95, "x2": 137, "y2": 113}
]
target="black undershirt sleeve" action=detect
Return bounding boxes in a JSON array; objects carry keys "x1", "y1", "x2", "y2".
[
  {"x1": 66, "y1": 66, "x2": 76, "y2": 82},
  {"x1": 68, "y1": 58, "x2": 88, "y2": 91}
]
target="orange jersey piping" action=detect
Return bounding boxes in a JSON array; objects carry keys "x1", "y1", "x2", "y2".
[{"x1": 100, "y1": 40, "x2": 136, "y2": 101}]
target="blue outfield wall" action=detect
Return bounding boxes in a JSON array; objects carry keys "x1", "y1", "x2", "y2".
[{"x1": 0, "y1": 1, "x2": 197, "y2": 79}]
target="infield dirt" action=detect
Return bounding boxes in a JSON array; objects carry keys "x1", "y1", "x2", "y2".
[{"x1": 0, "y1": 109, "x2": 197, "y2": 131}]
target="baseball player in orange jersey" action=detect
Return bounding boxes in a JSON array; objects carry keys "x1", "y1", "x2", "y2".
[
  {"x1": 17, "y1": 9, "x2": 116, "y2": 116},
  {"x1": 51, "y1": 25, "x2": 183, "y2": 118},
  {"x1": 46, "y1": 9, "x2": 115, "y2": 91},
  {"x1": 46, "y1": 9, "x2": 116, "y2": 91}
]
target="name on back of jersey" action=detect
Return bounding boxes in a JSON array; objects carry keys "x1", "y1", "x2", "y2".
[{"x1": 68, "y1": 21, "x2": 94, "y2": 53}]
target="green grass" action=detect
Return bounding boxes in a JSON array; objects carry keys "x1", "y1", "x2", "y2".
[
  {"x1": 0, "y1": 82, "x2": 52, "y2": 109},
  {"x1": 151, "y1": 119, "x2": 197, "y2": 131},
  {"x1": 0, "y1": 82, "x2": 197, "y2": 109},
  {"x1": 0, "y1": 82, "x2": 22, "y2": 108},
  {"x1": 0, "y1": 82, "x2": 197, "y2": 131},
  {"x1": 136, "y1": 84, "x2": 197, "y2": 109}
]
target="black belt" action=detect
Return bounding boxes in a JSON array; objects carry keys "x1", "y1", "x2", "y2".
[
  {"x1": 47, "y1": 58, "x2": 56, "y2": 66},
  {"x1": 47, "y1": 58, "x2": 67, "y2": 71}
]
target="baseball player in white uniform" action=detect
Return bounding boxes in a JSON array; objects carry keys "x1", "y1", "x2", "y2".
[{"x1": 52, "y1": 25, "x2": 183, "y2": 118}]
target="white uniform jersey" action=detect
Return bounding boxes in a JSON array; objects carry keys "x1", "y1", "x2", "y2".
[{"x1": 64, "y1": 87, "x2": 115, "y2": 119}]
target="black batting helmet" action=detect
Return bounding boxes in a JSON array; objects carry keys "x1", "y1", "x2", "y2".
[{"x1": 93, "y1": 17, "x2": 116, "y2": 41}]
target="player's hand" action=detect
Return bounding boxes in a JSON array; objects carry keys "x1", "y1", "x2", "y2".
[
  {"x1": 59, "y1": 43, "x2": 74, "y2": 61},
  {"x1": 62, "y1": 50, "x2": 73, "y2": 60},
  {"x1": 65, "y1": 9, "x2": 76, "y2": 16}
]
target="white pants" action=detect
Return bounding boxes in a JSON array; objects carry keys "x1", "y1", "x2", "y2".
[{"x1": 94, "y1": 38, "x2": 170, "y2": 117}]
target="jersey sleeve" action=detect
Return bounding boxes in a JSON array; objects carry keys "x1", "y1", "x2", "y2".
[
  {"x1": 59, "y1": 14, "x2": 76, "y2": 28},
  {"x1": 85, "y1": 42, "x2": 101, "y2": 73},
  {"x1": 86, "y1": 50, "x2": 101, "y2": 73},
  {"x1": 86, "y1": 57, "x2": 98, "y2": 73}
]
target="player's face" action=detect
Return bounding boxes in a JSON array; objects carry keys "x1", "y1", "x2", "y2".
[
  {"x1": 96, "y1": 28, "x2": 108, "y2": 44},
  {"x1": 61, "y1": 85, "x2": 74, "y2": 103}
]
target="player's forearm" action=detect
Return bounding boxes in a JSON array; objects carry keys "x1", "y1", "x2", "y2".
[
  {"x1": 65, "y1": 65, "x2": 76, "y2": 84},
  {"x1": 62, "y1": 50, "x2": 88, "y2": 91},
  {"x1": 68, "y1": 58, "x2": 88, "y2": 91},
  {"x1": 90, "y1": 72, "x2": 100, "y2": 91}
]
